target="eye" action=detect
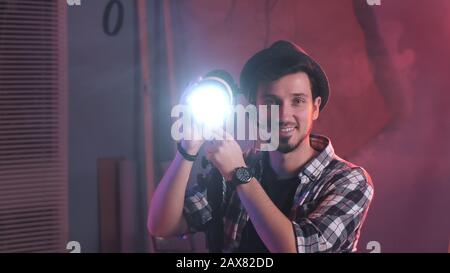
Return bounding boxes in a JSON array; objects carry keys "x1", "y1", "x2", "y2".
[
  {"x1": 293, "y1": 97, "x2": 306, "y2": 105},
  {"x1": 264, "y1": 98, "x2": 278, "y2": 105}
]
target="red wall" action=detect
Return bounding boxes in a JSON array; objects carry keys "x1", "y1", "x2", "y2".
[{"x1": 166, "y1": 0, "x2": 450, "y2": 252}]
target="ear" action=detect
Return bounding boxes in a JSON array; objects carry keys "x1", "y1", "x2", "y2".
[{"x1": 312, "y1": 96, "x2": 321, "y2": 120}]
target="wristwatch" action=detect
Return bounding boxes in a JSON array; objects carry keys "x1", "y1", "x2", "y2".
[{"x1": 229, "y1": 167, "x2": 253, "y2": 187}]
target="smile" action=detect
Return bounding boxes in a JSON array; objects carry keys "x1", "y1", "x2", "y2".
[{"x1": 280, "y1": 127, "x2": 295, "y2": 133}]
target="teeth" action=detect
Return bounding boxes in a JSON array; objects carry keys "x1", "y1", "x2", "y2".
[{"x1": 280, "y1": 127, "x2": 294, "y2": 133}]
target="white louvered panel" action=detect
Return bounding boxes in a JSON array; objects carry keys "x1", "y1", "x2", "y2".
[
  {"x1": 0, "y1": 159, "x2": 59, "y2": 168},
  {"x1": 0, "y1": 153, "x2": 59, "y2": 161},
  {"x1": 0, "y1": 214, "x2": 60, "y2": 226},
  {"x1": 0, "y1": 240, "x2": 61, "y2": 253},
  {"x1": 0, "y1": 202, "x2": 62, "y2": 215},
  {"x1": 0, "y1": 160, "x2": 62, "y2": 169},
  {"x1": 0, "y1": 186, "x2": 65, "y2": 202},
  {"x1": 0, "y1": 192, "x2": 66, "y2": 205},
  {"x1": 0, "y1": 114, "x2": 58, "y2": 121},
  {"x1": 0, "y1": 170, "x2": 62, "y2": 178},
  {"x1": 0, "y1": 164, "x2": 63, "y2": 174},
  {"x1": 0, "y1": 184, "x2": 61, "y2": 194},
  {"x1": 0, "y1": 177, "x2": 64, "y2": 189},
  {"x1": 0, "y1": 212, "x2": 61, "y2": 226},
  {"x1": 0, "y1": 0, "x2": 68, "y2": 253}
]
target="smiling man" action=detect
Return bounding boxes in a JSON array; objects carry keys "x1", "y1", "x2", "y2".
[{"x1": 148, "y1": 40, "x2": 374, "y2": 253}]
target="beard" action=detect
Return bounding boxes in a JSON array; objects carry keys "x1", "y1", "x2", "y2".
[{"x1": 276, "y1": 132, "x2": 309, "y2": 154}]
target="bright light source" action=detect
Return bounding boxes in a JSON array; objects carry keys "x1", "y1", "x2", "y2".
[{"x1": 185, "y1": 77, "x2": 233, "y2": 129}]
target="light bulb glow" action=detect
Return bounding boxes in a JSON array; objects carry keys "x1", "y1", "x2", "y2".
[{"x1": 185, "y1": 80, "x2": 233, "y2": 129}]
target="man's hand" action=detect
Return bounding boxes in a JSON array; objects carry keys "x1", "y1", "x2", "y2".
[{"x1": 204, "y1": 131, "x2": 246, "y2": 181}]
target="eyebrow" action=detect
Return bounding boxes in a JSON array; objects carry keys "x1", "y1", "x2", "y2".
[
  {"x1": 262, "y1": 93, "x2": 309, "y2": 98},
  {"x1": 291, "y1": 93, "x2": 309, "y2": 97}
]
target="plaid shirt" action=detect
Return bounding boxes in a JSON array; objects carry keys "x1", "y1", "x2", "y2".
[{"x1": 183, "y1": 134, "x2": 374, "y2": 253}]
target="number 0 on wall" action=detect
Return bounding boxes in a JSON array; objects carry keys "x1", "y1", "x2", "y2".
[{"x1": 103, "y1": 0, "x2": 124, "y2": 36}]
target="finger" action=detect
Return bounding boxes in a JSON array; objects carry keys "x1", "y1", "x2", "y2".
[
  {"x1": 206, "y1": 129, "x2": 222, "y2": 141},
  {"x1": 211, "y1": 128, "x2": 234, "y2": 142},
  {"x1": 222, "y1": 130, "x2": 235, "y2": 141},
  {"x1": 205, "y1": 150, "x2": 219, "y2": 165},
  {"x1": 211, "y1": 127, "x2": 235, "y2": 141},
  {"x1": 204, "y1": 141, "x2": 219, "y2": 154},
  {"x1": 205, "y1": 152, "x2": 213, "y2": 162}
]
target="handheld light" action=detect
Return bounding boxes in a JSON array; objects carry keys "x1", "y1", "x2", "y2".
[{"x1": 183, "y1": 71, "x2": 236, "y2": 130}]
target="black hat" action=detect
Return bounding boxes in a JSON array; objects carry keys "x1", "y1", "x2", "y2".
[{"x1": 240, "y1": 40, "x2": 330, "y2": 111}]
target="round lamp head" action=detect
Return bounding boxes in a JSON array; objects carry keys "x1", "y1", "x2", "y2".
[{"x1": 184, "y1": 75, "x2": 234, "y2": 129}]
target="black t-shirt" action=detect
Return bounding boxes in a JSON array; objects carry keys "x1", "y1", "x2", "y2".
[{"x1": 237, "y1": 153, "x2": 300, "y2": 253}]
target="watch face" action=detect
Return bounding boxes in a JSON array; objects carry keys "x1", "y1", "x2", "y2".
[{"x1": 235, "y1": 167, "x2": 252, "y2": 183}]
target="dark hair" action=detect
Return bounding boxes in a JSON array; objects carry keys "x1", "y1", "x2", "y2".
[
  {"x1": 239, "y1": 40, "x2": 329, "y2": 110},
  {"x1": 246, "y1": 64, "x2": 320, "y2": 104}
]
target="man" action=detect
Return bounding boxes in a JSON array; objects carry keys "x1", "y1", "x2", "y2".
[{"x1": 148, "y1": 40, "x2": 374, "y2": 253}]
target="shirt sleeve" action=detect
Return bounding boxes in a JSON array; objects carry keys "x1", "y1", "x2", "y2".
[
  {"x1": 182, "y1": 165, "x2": 216, "y2": 233},
  {"x1": 292, "y1": 167, "x2": 374, "y2": 253}
]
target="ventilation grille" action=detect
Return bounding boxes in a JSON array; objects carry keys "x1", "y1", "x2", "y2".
[{"x1": 0, "y1": 0, "x2": 68, "y2": 253}]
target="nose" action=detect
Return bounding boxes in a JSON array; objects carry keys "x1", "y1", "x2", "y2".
[{"x1": 279, "y1": 104, "x2": 294, "y2": 124}]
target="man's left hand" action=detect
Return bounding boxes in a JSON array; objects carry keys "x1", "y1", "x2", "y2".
[{"x1": 204, "y1": 131, "x2": 246, "y2": 181}]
